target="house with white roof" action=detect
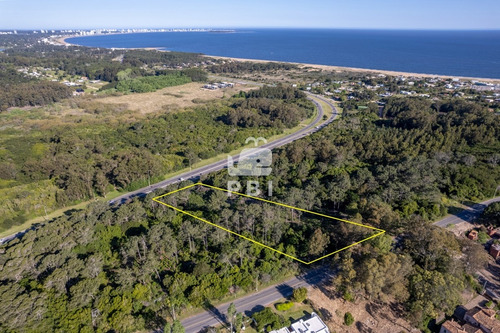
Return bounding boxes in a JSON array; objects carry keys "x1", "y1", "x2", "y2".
[
  {"x1": 270, "y1": 328, "x2": 291, "y2": 333},
  {"x1": 270, "y1": 313, "x2": 329, "y2": 333}
]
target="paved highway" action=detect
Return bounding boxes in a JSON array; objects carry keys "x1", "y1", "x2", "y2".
[
  {"x1": 180, "y1": 194, "x2": 500, "y2": 333},
  {"x1": 433, "y1": 197, "x2": 500, "y2": 305},
  {"x1": 108, "y1": 93, "x2": 338, "y2": 205},
  {"x1": 0, "y1": 93, "x2": 338, "y2": 244},
  {"x1": 181, "y1": 266, "x2": 334, "y2": 333},
  {"x1": 433, "y1": 196, "x2": 500, "y2": 228}
]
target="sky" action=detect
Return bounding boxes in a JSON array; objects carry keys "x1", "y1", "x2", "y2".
[{"x1": 0, "y1": 0, "x2": 499, "y2": 30}]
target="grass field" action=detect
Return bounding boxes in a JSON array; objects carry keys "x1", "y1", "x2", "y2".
[
  {"x1": 97, "y1": 82, "x2": 257, "y2": 114},
  {"x1": 0, "y1": 190, "x2": 122, "y2": 239}
]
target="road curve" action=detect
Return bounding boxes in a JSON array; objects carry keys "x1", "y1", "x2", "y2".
[
  {"x1": 0, "y1": 94, "x2": 338, "y2": 245},
  {"x1": 108, "y1": 93, "x2": 338, "y2": 205},
  {"x1": 181, "y1": 266, "x2": 333, "y2": 333},
  {"x1": 434, "y1": 196, "x2": 500, "y2": 228}
]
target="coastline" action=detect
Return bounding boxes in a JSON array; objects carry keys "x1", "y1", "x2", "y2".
[
  {"x1": 54, "y1": 35, "x2": 72, "y2": 46},
  {"x1": 59, "y1": 35, "x2": 500, "y2": 83},
  {"x1": 206, "y1": 55, "x2": 500, "y2": 83},
  {"x1": 54, "y1": 34, "x2": 164, "y2": 51}
]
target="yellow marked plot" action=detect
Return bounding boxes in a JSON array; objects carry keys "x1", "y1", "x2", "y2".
[{"x1": 153, "y1": 182, "x2": 386, "y2": 265}]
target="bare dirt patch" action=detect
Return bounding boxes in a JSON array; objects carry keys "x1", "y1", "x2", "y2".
[
  {"x1": 447, "y1": 221, "x2": 475, "y2": 237},
  {"x1": 97, "y1": 82, "x2": 255, "y2": 114},
  {"x1": 308, "y1": 285, "x2": 419, "y2": 333}
]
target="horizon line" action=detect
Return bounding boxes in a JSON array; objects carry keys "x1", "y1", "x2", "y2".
[{"x1": 1, "y1": 27, "x2": 500, "y2": 32}]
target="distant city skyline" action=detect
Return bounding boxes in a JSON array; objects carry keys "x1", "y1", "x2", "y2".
[{"x1": 1, "y1": 0, "x2": 499, "y2": 30}]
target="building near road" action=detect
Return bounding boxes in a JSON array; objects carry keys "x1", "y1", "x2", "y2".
[
  {"x1": 468, "y1": 230, "x2": 479, "y2": 241},
  {"x1": 202, "y1": 82, "x2": 234, "y2": 90},
  {"x1": 464, "y1": 307, "x2": 500, "y2": 333},
  {"x1": 271, "y1": 328, "x2": 291, "y2": 333},
  {"x1": 270, "y1": 313, "x2": 329, "y2": 333},
  {"x1": 487, "y1": 227, "x2": 500, "y2": 238},
  {"x1": 440, "y1": 320, "x2": 481, "y2": 333},
  {"x1": 490, "y1": 244, "x2": 500, "y2": 259},
  {"x1": 440, "y1": 306, "x2": 500, "y2": 333}
]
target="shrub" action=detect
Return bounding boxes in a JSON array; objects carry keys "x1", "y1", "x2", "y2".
[
  {"x1": 483, "y1": 202, "x2": 500, "y2": 226},
  {"x1": 465, "y1": 274, "x2": 483, "y2": 293},
  {"x1": 292, "y1": 287, "x2": 308, "y2": 303},
  {"x1": 344, "y1": 312, "x2": 354, "y2": 326},
  {"x1": 478, "y1": 231, "x2": 490, "y2": 244},
  {"x1": 192, "y1": 98, "x2": 210, "y2": 104},
  {"x1": 343, "y1": 290, "x2": 354, "y2": 302},
  {"x1": 275, "y1": 302, "x2": 294, "y2": 311},
  {"x1": 252, "y1": 308, "x2": 290, "y2": 332}
]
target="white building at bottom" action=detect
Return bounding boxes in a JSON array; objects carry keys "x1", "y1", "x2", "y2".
[
  {"x1": 270, "y1": 328, "x2": 291, "y2": 333},
  {"x1": 270, "y1": 313, "x2": 329, "y2": 333}
]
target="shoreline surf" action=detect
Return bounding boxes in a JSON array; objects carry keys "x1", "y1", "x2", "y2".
[{"x1": 60, "y1": 33, "x2": 500, "y2": 83}]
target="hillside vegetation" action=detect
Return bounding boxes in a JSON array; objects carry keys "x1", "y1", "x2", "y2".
[
  {"x1": 0, "y1": 97, "x2": 498, "y2": 332},
  {"x1": 0, "y1": 86, "x2": 313, "y2": 231}
]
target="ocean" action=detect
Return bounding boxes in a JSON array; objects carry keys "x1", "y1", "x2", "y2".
[{"x1": 66, "y1": 29, "x2": 500, "y2": 79}]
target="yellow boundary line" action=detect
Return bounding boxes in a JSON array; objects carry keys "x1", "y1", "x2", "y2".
[{"x1": 153, "y1": 182, "x2": 386, "y2": 264}]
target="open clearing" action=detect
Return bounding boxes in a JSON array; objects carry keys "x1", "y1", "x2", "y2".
[
  {"x1": 97, "y1": 82, "x2": 256, "y2": 114},
  {"x1": 308, "y1": 286, "x2": 419, "y2": 333}
]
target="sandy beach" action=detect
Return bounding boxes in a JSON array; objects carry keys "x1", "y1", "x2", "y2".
[
  {"x1": 60, "y1": 35, "x2": 500, "y2": 83},
  {"x1": 54, "y1": 35, "x2": 163, "y2": 51},
  {"x1": 54, "y1": 36, "x2": 72, "y2": 46},
  {"x1": 207, "y1": 55, "x2": 500, "y2": 83}
]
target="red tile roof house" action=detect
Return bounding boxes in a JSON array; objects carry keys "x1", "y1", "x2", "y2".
[
  {"x1": 469, "y1": 230, "x2": 479, "y2": 241},
  {"x1": 440, "y1": 320, "x2": 481, "y2": 333},
  {"x1": 464, "y1": 307, "x2": 500, "y2": 333},
  {"x1": 487, "y1": 227, "x2": 500, "y2": 238},
  {"x1": 490, "y1": 244, "x2": 500, "y2": 259}
]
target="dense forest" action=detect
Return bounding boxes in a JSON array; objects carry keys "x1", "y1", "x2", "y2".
[
  {"x1": 0, "y1": 45, "x2": 206, "y2": 80},
  {"x1": 0, "y1": 94, "x2": 498, "y2": 332},
  {"x1": 0, "y1": 67, "x2": 73, "y2": 111},
  {"x1": 159, "y1": 184, "x2": 376, "y2": 263},
  {"x1": 224, "y1": 87, "x2": 312, "y2": 128},
  {"x1": 100, "y1": 68, "x2": 208, "y2": 92},
  {"x1": 208, "y1": 61, "x2": 298, "y2": 74},
  {"x1": 0, "y1": 79, "x2": 72, "y2": 111},
  {"x1": 0, "y1": 86, "x2": 314, "y2": 231},
  {"x1": 114, "y1": 73, "x2": 192, "y2": 93}
]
